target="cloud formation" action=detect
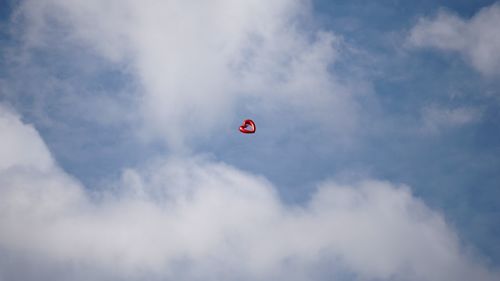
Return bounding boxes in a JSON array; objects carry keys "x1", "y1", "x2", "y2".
[
  {"x1": 0, "y1": 105, "x2": 54, "y2": 171},
  {"x1": 12, "y1": 0, "x2": 360, "y2": 149},
  {"x1": 419, "y1": 104, "x2": 482, "y2": 135},
  {"x1": 1, "y1": 106, "x2": 499, "y2": 281},
  {"x1": 2, "y1": 1, "x2": 500, "y2": 280},
  {"x1": 408, "y1": 3, "x2": 500, "y2": 76}
]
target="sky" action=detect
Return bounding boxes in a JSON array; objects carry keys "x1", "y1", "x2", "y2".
[{"x1": 0, "y1": 0, "x2": 500, "y2": 280}]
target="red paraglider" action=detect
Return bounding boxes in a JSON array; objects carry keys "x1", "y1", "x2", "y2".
[{"x1": 239, "y1": 119, "x2": 256, "y2": 134}]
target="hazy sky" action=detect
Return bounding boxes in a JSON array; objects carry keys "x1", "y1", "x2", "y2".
[{"x1": 1, "y1": 1, "x2": 500, "y2": 280}]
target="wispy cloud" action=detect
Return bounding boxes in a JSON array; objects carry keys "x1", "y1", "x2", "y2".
[
  {"x1": 408, "y1": 2, "x2": 500, "y2": 77},
  {"x1": 10, "y1": 0, "x2": 362, "y2": 150},
  {"x1": 419, "y1": 104, "x2": 482, "y2": 135}
]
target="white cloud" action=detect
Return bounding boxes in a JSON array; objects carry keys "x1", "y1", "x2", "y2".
[
  {"x1": 420, "y1": 104, "x2": 482, "y2": 134},
  {"x1": 12, "y1": 0, "x2": 360, "y2": 149},
  {"x1": 0, "y1": 106, "x2": 498, "y2": 281},
  {"x1": 2, "y1": 1, "x2": 499, "y2": 280},
  {"x1": 0, "y1": 104, "x2": 54, "y2": 171},
  {"x1": 408, "y1": 3, "x2": 500, "y2": 76}
]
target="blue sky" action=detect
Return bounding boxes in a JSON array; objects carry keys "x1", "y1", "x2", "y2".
[
  {"x1": 312, "y1": 0, "x2": 500, "y2": 261},
  {"x1": 0, "y1": 0, "x2": 500, "y2": 280}
]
